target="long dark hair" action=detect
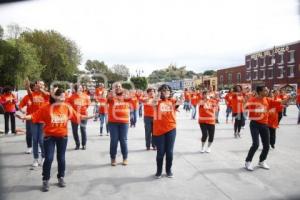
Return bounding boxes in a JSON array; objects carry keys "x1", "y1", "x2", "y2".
[
  {"x1": 158, "y1": 84, "x2": 172, "y2": 100},
  {"x1": 50, "y1": 88, "x2": 65, "y2": 104}
]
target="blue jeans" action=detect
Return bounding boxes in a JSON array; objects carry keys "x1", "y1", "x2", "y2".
[
  {"x1": 144, "y1": 117, "x2": 155, "y2": 148},
  {"x1": 71, "y1": 120, "x2": 87, "y2": 147},
  {"x1": 99, "y1": 114, "x2": 109, "y2": 134},
  {"x1": 130, "y1": 110, "x2": 138, "y2": 127},
  {"x1": 139, "y1": 103, "x2": 143, "y2": 118},
  {"x1": 191, "y1": 105, "x2": 197, "y2": 119},
  {"x1": 26, "y1": 120, "x2": 32, "y2": 148},
  {"x1": 154, "y1": 129, "x2": 176, "y2": 174},
  {"x1": 42, "y1": 136, "x2": 68, "y2": 181},
  {"x1": 31, "y1": 123, "x2": 44, "y2": 159},
  {"x1": 109, "y1": 123, "x2": 129, "y2": 160}
]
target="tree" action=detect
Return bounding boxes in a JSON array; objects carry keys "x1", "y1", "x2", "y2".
[
  {"x1": 130, "y1": 77, "x2": 148, "y2": 90},
  {"x1": 111, "y1": 64, "x2": 130, "y2": 80},
  {"x1": 203, "y1": 70, "x2": 216, "y2": 76},
  {"x1": 85, "y1": 60, "x2": 108, "y2": 74},
  {"x1": 0, "y1": 25, "x2": 3, "y2": 40},
  {"x1": 0, "y1": 39, "x2": 43, "y2": 88},
  {"x1": 21, "y1": 30, "x2": 81, "y2": 85}
]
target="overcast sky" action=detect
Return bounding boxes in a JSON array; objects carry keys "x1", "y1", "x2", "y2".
[{"x1": 0, "y1": 0, "x2": 299, "y2": 76}]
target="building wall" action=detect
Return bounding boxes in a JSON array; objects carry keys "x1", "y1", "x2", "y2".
[
  {"x1": 217, "y1": 65, "x2": 247, "y2": 89},
  {"x1": 245, "y1": 41, "x2": 300, "y2": 90}
]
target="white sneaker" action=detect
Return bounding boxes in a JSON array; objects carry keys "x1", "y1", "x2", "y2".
[
  {"x1": 25, "y1": 148, "x2": 32, "y2": 154},
  {"x1": 258, "y1": 161, "x2": 270, "y2": 170},
  {"x1": 32, "y1": 159, "x2": 39, "y2": 167},
  {"x1": 206, "y1": 148, "x2": 211, "y2": 153},
  {"x1": 245, "y1": 161, "x2": 254, "y2": 171},
  {"x1": 200, "y1": 147, "x2": 205, "y2": 153}
]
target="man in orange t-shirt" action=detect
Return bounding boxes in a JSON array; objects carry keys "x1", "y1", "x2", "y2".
[
  {"x1": 0, "y1": 86, "x2": 17, "y2": 134},
  {"x1": 129, "y1": 90, "x2": 139, "y2": 128},
  {"x1": 244, "y1": 86, "x2": 284, "y2": 171},
  {"x1": 190, "y1": 89, "x2": 200, "y2": 119},
  {"x1": 141, "y1": 88, "x2": 156, "y2": 150},
  {"x1": 231, "y1": 85, "x2": 246, "y2": 138},
  {"x1": 224, "y1": 89, "x2": 233, "y2": 123},
  {"x1": 152, "y1": 84, "x2": 182, "y2": 178},
  {"x1": 66, "y1": 84, "x2": 91, "y2": 150},
  {"x1": 183, "y1": 88, "x2": 191, "y2": 112}
]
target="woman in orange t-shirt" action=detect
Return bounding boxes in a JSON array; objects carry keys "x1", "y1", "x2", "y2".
[
  {"x1": 231, "y1": 85, "x2": 246, "y2": 138},
  {"x1": 97, "y1": 92, "x2": 109, "y2": 136},
  {"x1": 66, "y1": 84, "x2": 91, "y2": 150},
  {"x1": 107, "y1": 82, "x2": 132, "y2": 166},
  {"x1": 152, "y1": 84, "x2": 183, "y2": 178},
  {"x1": 1, "y1": 86, "x2": 17, "y2": 134},
  {"x1": 129, "y1": 90, "x2": 139, "y2": 128},
  {"x1": 17, "y1": 88, "x2": 94, "y2": 192},
  {"x1": 141, "y1": 87, "x2": 156, "y2": 150},
  {"x1": 198, "y1": 91, "x2": 218, "y2": 153},
  {"x1": 183, "y1": 88, "x2": 191, "y2": 112}
]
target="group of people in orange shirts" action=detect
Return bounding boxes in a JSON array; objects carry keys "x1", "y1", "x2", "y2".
[{"x1": 1, "y1": 79, "x2": 300, "y2": 192}]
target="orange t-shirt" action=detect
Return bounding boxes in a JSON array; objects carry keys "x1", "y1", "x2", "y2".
[
  {"x1": 31, "y1": 103, "x2": 81, "y2": 137},
  {"x1": 297, "y1": 89, "x2": 300, "y2": 104},
  {"x1": 267, "y1": 98, "x2": 283, "y2": 129},
  {"x1": 246, "y1": 97, "x2": 281, "y2": 125},
  {"x1": 130, "y1": 96, "x2": 139, "y2": 110},
  {"x1": 1, "y1": 93, "x2": 17, "y2": 112},
  {"x1": 153, "y1": 99, "x2": 177, "y2": 136},
  {"x1": 95, "y1": 88, "x2": 105, "y2": 101},
  {"x1": 29, "y1": 91, "x2": 49, "y2": 111},
  {"x1": 98, "y1": 97, "x2": 108, "y2": 114},
  {"x1": 66, "y1": 93, "x2": 91, "y2": 115},
  {"x1": 191, "y1": 92, "x2": 200, "y2": 106},
  {"x1": 184, "y1": 91, "x2": 191, "y2": 102},
  {"x1": 224, "y1": 93, "x2": 232, "y2": 107},
  {"x1": 142, "y1": 97, "x2": 154, "y2": 117},
  {"x1": 198, "y1": 99, "x2": 217, "y2": 125},
  {"x1": 231, "y1": 93, "x2": 245, "y2": 114},
  {"x1": 19, "y1": 95, "x2": 34, "y2": 114},
  {"x1": 107, "y1": 97, "x2": 131, "y2": 124}
]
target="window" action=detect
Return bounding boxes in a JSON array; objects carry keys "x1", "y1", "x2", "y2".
[
  {"x1": 246, "y1": 71, "x2": 251, "y2": 81},
  {"x1": 253, "y1": 59, "x2": 258, "y2": 69},
  {"x1": 287, "y1": 65, "x2": 295, "y2": 77},
  {"x1": 288, "y1": 50, "x2": 295, "y2": 63},
  {"x1": 259, "y1": 69, "x2": 265, "y2": 80},
  {"x1": 268, "y1": 55, "x2": 274, "y2": 67},
  {"x1": 278, "y1": 53, "x2": 284, "y2": 65},
  {"x1": 253, "y1": 70, "x2": 258, "y2": 80},
  {"x1": 277, "y1": 66, "x2": 284, "y2": 79},
  {"x1": 220, "y1": 75, "x2": 224, "y2": 84},
  {"x1": 268, "y1": 68, "x2": 273, "y2": 79},
  {"x1": 261, "y1": 57, "x2": 266, "y2": 68},
  {"x1": 236, "y1": 73, "x2": 241, "y2": 83},
  {"x1": 246, "y1": 59, "x2": 251, "y2": 69},
  {"x1": 228, "y1": 73, "x2": 232, "y2": 84}
]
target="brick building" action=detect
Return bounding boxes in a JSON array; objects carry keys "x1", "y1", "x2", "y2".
[
  {"x1": 217, "y1": 65, "x2": 248, "y2": 89},
  {"x1": 245, "y1": 40, "x2": 300, "y2": 90}
]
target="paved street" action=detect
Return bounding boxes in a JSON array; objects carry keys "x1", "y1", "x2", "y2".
[{"x1": 0, "y1": 104, "x2": 300, "y2": 200}]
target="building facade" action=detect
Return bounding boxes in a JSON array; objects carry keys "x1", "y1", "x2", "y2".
[
  {"x1": 217, "y1": 65, "x2": 247, "y2": 89},
  {"x1": 245, "y1": 41, "x2": 300, "y2": 90}
]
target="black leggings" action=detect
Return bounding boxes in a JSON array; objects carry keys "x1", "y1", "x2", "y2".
[
  {"x1": 199, "y1": 123, "x2": 215, "y2": 143},
  {"x1": 233, "y1": 113, "x2": 244, "y2": 133},
  {"x1": 269, "y1": 127, "x2": 276, "y2": 146},
  {"x1": 245, "y1": 121, "x2": 270, "y2": 162}
]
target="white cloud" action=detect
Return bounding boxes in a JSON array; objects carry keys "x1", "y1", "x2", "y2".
[{"x1": 0, "y1": 0, "x2": 299, "y2": 75}]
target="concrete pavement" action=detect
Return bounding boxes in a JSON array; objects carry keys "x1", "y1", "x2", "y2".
[{"x1": 0, "y1": 104, "x2": 300, "y2": 200}]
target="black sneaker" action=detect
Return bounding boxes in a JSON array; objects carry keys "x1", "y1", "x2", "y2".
[
  {"x1": 42, "y1": 180, "x2": 49, "y2": 192},
  {"x1": 270, "y1": 145, "x2": 275, "y2": 149},
  {"x1": 75, "y1": 146, "x2": 80, "y2": 150},
  {"x1": 166, "y1": 171, "x2": 174, "y2": 178},
  {"x1": 155, "y1": 172, "x2": 162, "y2": 179},
  {"x1": 58, "y1": 178, "x2": 66, "y2": 188},
  {"x1": 82, "y1": 146, "x2": 86, "y2": 150}
]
